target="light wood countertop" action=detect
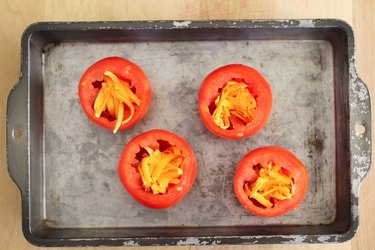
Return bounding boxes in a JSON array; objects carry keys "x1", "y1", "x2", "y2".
[{"x1": 0, "y1": 1, "x2": 374, "y2": 249}]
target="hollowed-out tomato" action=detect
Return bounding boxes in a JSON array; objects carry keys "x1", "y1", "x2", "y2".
[
  {"x1": 234, "y1": 146, "x2": 308, "y2": 217},
  {"x1": 198, "y1": 64, "x2": 272, "y2": 139},
  {"x1": 118, "y1": 129, "x2": 197, "y2": 209},
  {"x1": 78, "y1": 57, "x2": 151, "y2": 133}
]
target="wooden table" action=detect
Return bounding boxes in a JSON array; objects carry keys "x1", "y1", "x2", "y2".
[{"x1": 0, "y1": 1, "x2": 374, "y2": 249}]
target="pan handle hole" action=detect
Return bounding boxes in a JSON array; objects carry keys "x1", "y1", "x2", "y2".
[
  {"x1": 12, "y1": 128, "x2": 23, "y2": 139},
  {"x1": 355, "y1": 123, "x2": 366, "y2": 137}
]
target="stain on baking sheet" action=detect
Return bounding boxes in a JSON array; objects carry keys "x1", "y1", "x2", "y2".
[{"x1": 307, "y1": 129, "x2": 326, "y2": 154}]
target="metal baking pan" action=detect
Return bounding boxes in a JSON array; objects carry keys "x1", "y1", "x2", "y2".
[{"x1": 7, "y1": 20, "x2": 372, "y2": 246}]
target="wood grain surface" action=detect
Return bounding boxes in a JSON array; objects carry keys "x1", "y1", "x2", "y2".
[{"x1": 0, "y1": 0, "x2": 374, "y2": 249}]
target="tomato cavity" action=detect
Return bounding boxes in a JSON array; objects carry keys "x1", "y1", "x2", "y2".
[
  {"x1": 93, "y1": 71, "x2": 140, "y2": 133},
  {"x1": 92, "y1": 80, "x2": 103, "y2": 89},
  {"x1": 211, "y1": 80, "x2": 257, "y2": 130},
  {"x1": 136, "y1": 140, "x2": 185, "y2": 195},
  {"x1": 244, "y1": 162, "x2": 295, "y2": 208}
]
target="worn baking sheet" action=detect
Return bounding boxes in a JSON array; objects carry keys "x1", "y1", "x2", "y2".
[{"x1": 43, "y1": 39, "x2": 335, "y2": 228}]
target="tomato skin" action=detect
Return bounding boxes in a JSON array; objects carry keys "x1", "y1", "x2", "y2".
[
  {"x1": 198, "y1": 64, "x2": 272, "y2": 139},
  {"x1": 78, "y1": 57, "x2": 151, "y2": 132},
  {"x1": 118, "y1": 130, "x2": 197, "y2": 209},
  {"x1": 234, "y1": 146, "x2": 308, "y2": 217}
]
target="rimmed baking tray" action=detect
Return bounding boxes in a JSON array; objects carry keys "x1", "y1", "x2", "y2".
[{"x1": 7, "y1": 20, "x2": 372, "y2": 246}]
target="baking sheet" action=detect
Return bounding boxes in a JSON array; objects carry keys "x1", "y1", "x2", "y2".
[{"x1": 43, "y1": 39, "x2": 335, "y2": 228}]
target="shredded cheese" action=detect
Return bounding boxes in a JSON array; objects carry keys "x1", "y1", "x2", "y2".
[
  {"x1": 244, "y1": 162, "x2": 294, "y2": 208},
  {"x1": 212, "y1": 80, "x2": 257, "y2": 129},
  {"x1": 138, "y1": 146, "x2": 184, "y2": 194},
  {"x1": 93, "y1": 71, "x2": 140, "y2": 133}
]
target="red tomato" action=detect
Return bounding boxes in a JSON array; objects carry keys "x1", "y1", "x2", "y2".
[
  {"x1": 78, "y1": 57, "x2": 151, "y2": 133},
  {"x1": 234, "y1": 146, "x2": 308, "y2": 217},
  {"x1": 118, "y1": 129, "x2": 197, "y2": 209},
  {"x1": 198, "y1": 64, "x2": 272, "y2": 139}
]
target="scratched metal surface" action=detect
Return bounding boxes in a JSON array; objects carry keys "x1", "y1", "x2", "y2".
[{"x1": 43, "y1": 39, "x2": 335, "y2": 228}]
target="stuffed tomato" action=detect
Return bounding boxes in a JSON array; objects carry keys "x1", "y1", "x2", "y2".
[
  {"x1": 78, "y1": 57, "x2": 151, "y2": 133},
  {"x1": 118, "y1": 129, "x2": 197, "y2": 209},
  {"x1": 198, "y1": 64, "x2": 272, "y2": 139},
  {"x1": 234, "y1": 146, "x2": 308, "y2": 217}
]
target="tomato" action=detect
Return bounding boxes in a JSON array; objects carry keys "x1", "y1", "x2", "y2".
[
  {"x1": 198, "y1": 64, "x2": 272, "y2": 139},
  {"x1": 234, "y1": 146, "x2": 308, "y2": 217},
  {"x1": 78, "y1": 57, "x2": 151, "y2": 133},
  {"x1": 118, "y1": 129, "x2": 197, "y2": 209}
]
